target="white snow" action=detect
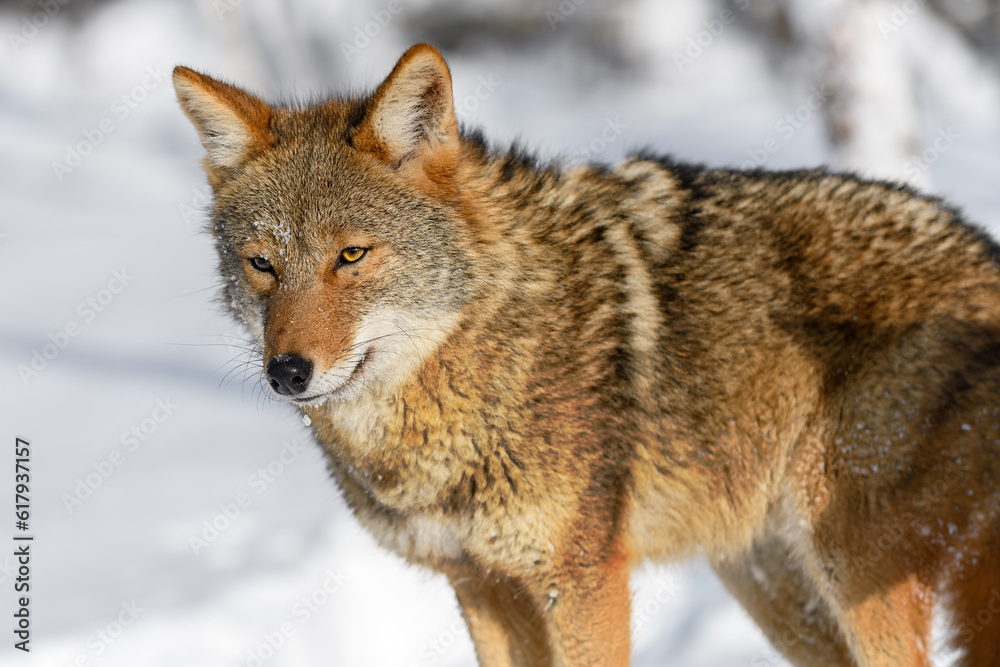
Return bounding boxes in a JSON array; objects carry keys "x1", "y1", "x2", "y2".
[
  {"x1": 930, "y1": 596, "x2": 965, "y2": 667},
  {"x1": 2, "y1": 1, "x2": 1000, "y2": 666}
]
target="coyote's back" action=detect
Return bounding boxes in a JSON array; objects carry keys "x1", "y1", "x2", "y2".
[{"x1": 174, "y1": 43, "x2": 1000, "y2": 666}]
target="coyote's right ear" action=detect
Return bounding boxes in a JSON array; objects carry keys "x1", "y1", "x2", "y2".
[
  {"x1": 352, "y1": 44, "x2": 459, "y2": 178},
  {"x1": 172, "y1": 66, "x2": 272, "y2": 186}
]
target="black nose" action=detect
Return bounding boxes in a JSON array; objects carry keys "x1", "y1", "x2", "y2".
[{"x1": 266, "y1": 354, "x2": 313, "y2": 396}]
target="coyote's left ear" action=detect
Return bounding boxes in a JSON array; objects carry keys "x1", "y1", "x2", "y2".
[
  {"x1": 172, "y1": 66, "x2": 272, "y2": 186},
  {"x1": 353, "y1": 44, "x2": 459, "y2": 176}
]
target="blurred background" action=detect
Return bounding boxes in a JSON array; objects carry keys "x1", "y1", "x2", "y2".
[{"x1": 3, "y1": 0, "x2": 1000, "y2": 665}]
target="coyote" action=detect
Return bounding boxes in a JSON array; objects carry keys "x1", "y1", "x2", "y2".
[{"x1": 174, "y1": 44, "x2": 1000, "y2": 666}]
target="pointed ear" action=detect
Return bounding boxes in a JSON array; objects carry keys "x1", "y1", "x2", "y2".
[
  {"x1": 352, "y1": 44, "x2": 459, "y2": 172},
  {"x1": 172, "y1": 66, "x2": 272, "y2": 181}
]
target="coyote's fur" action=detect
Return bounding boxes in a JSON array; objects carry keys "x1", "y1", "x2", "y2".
[{"x1": 174, "y1": 44, "x2": 1000, "y2": 666}]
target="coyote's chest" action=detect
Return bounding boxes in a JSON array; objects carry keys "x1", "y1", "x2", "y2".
[
  {"x1": 306, "y1": 386, "x2": 554, "y2": 571},
  {"x1": 309, "y1": 392, "x2": 454, "y2": 504}
]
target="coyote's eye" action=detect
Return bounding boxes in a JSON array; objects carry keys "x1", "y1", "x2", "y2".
[
  {"x1": 340, "y1": 247, "x2": 366, "y2": 263},
  {"x1": 249, "y1": 256, "x2": 274, "y2": 273}
]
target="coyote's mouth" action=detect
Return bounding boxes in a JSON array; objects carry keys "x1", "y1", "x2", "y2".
[{"x1": 289, "y1": 348, "x2": 371, "y2": 406}]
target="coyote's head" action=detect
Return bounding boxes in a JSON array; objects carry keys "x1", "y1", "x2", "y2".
[{"x1": 174, "y1": 45, "x2": 476, "y2": 404}]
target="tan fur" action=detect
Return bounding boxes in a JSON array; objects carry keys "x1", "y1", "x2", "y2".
[{"x1": 174, "y1": 45, "x2": 1000, "y2": 666}]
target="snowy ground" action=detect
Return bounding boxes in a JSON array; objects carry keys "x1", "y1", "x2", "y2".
[{"x1": 2, "y1": 1, "x2": 1000, "y2": 666}]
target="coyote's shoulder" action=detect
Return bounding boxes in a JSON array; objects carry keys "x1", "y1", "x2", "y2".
[{"x1": 175, "y1": 43, "x2": 1000, "y2": 667}]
